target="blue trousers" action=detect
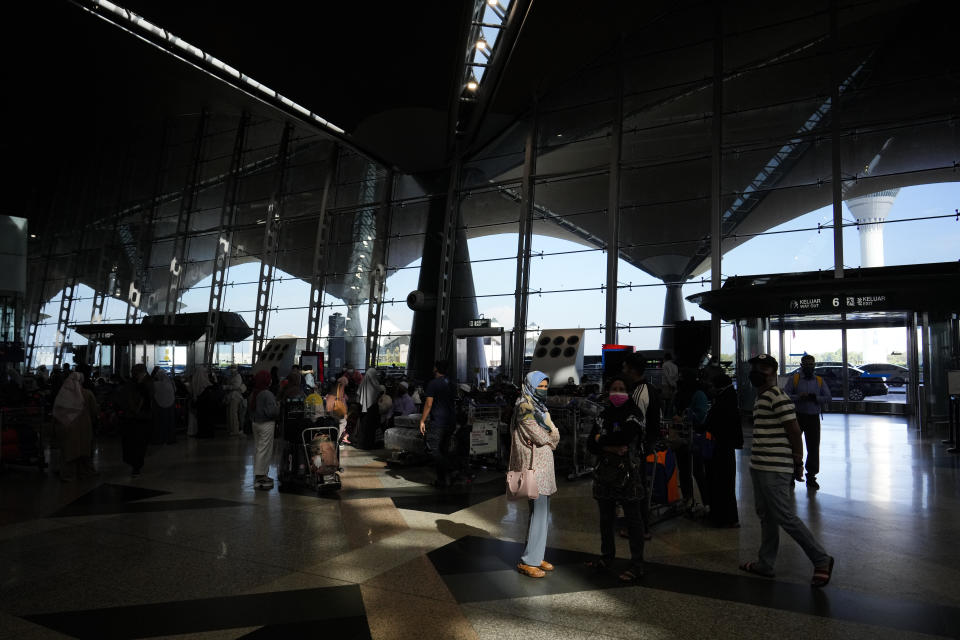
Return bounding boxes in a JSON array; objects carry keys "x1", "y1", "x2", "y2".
[
  {"x1": 751, "y1": 468, "x2": 829, "y2": 572},
  {"x1": 520, "y1": 494, "x2": 550, "y2": 566}
]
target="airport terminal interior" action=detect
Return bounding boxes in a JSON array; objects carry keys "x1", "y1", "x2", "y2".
[{"x1": 2, "y1": 1, "x2": 959, "y2": 638}]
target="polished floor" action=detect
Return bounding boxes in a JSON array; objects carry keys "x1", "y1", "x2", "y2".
[{"x1": 1, "y1": 413, "x2": 959, "y2": 639}]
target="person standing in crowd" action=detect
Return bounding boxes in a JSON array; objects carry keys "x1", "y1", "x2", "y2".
[
  {"x1": 269, "y1": 366, "x2": 280, "y2": 396},
  {"x1": 510, "y1": 371, "x2": 560, "y2": 579},
  {"x1": 35, "y1": 365, "x2": 49, "y2": 387},
  {"x1": 48, "y1": 364, "x2": 64, "y2": 399},
  {"x1": 621, "y1": 354, "x2": 661, "y2": 440},
  {"x1": 673, "y1": 370, "x2": 710, "y2": 512},
  {"x1": 187, "y1": 365, "x2": 211, "y2": 437},
  {"x1": 621, "y1": 353, "x2": 661, "y2": 536},
  {"x1": 52, "y1": 372, "x2": 99, "y2": 482},
  {"x1": 586, "y1": 377, "x2": 646, "y2": 582},
  {"x1": 661, "y1": 352, "x2": 679, "y2": 417},
  {"x1": 222, "y1": 366, "x2": 246, "y2": 438},
  {"x1": 354, "y1": 368, "x2": 383, "y2": 449},
  {"x1": 740, "y1": 354, "x2": 834, "y2": 588},
  {"x1": 703, "y1": 372, "x2": 743, "y2": 528},
  {"x1": 192, "y1": 365, "x2": 219, "y2": 438},
  {"x1": 783, "y1": 354, "x2": 831, "y2": 490},
  {"x1": 394, "y1": 381, "x2": 416, "y2": 416},
  {"x1": 151, "y1": 367, "x2": 177, "y2": 445},
  {"x1": 419, "y1": 360, "x2": 457, "y2": 487},
  {"x1": 302, "y1": 365, "x2": 316, "y2": 393},
  {"x1": 332, "y1": 372, "x2": 351, "y2": 445},
  {"x1": 279, "y1": 369, "x2": 304, "y2": 402},
  {"x1": 377, "y1": 383, "x2": 393, "y2": 428},
  {"x1": 120, "y1": 364, "x2": 153, "y2": 477},
  {"x1": 249, "y1": 370, "x2": 279, "y2": 490}
]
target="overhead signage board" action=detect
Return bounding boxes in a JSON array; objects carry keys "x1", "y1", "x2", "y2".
[
  {"x1": 468, "y1": 318, "x2": 491, "y2": 328},
  {"x1": 786, "y1": 292, "x2": 895, "y2": 315}
]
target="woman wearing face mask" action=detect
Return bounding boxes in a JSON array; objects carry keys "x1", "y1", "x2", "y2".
[
  {"x1": 509, "y1": 371, "x2": 560, "y2": 578},
  {"x1": 585, "y1": 377, "x2": 646, "y2": 582}
]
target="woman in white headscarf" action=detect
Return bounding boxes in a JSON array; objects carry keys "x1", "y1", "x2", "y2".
[
  {"x1": 152, "y1": 368, "x2": 177, "y2": 444},
  {"x1": 52, "y1": 372, "x2": 99, "y2": 482},
  {"x1": 354, "y1": 368, "x2": 382, "y2": 449},
  {"x1": 222, "y1": 366, "x2": 247, "y2": 437}
]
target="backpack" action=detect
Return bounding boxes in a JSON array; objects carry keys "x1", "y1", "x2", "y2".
[{"x1": 792, "y1": 373, "x2": 824, "y2": 389}]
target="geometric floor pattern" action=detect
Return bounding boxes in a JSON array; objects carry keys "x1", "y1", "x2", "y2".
[{"x1": 2, "y1": 412, "x2": 958, "y2": 639}]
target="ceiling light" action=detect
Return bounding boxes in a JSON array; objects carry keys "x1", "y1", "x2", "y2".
[
  {"x1": 30, "y1": 234, "x2": 37, "y2": 238},
  {"x1": 487, "y1": 0, "x2": 499, "y2": 6},
  {"x1": 466, "y1": 73, "x2": 479, "y2": 91},
  {"x1": 476, "y1": 39, "x2": 487, "y2": 51}
]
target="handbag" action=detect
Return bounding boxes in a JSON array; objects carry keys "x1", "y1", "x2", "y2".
[
  {"x1": 506, "y1": 441, "x2": 538, "y2": 500},
  {"x1": 326, "y1": 386, "x2": 347, "y2": 419}
]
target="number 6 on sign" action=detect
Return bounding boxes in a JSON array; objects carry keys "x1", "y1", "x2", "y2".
[{"x1": 832, "y1": 297, "x2": 840, "y2": 307}]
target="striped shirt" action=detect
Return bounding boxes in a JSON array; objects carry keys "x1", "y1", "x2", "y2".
[{"x1": 751, "y1": 386, "x2": 796, "y2": 473}]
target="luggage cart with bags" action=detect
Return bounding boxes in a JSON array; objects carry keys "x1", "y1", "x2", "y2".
[
  {"x1": 644, "y1": 417, "x2": 688, "y2": 522},
  {"x1": 277, "y1": 399, "x2": 342, "y2": 494}
]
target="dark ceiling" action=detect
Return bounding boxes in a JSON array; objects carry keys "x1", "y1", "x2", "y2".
[{"x1": 5, "y1": 0, "x2": 957, "y2": 288}]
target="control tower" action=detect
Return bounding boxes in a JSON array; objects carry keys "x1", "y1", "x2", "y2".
[{"x1": 845, "y1": 189, "x2": 900, "y2": 268}]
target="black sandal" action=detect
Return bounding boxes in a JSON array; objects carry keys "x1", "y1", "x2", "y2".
[{"x1": 584, "y1": 558, "x2": 611, "y2": 571}]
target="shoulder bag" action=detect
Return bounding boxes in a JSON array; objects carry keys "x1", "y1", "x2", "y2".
[{"x1": 506, "y1": 440, "x2": 538, "y2": 500}]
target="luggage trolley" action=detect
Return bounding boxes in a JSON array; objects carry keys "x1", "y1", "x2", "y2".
[
  {"x1": 548, "y1": 401, "x2": 595, "y2": 480},
  {"x1": 467, "y1": 403, "x2": 504, "y2": 469},
  {"x1": 277, "y1": 398, "x2": 342, "y2": 494}
]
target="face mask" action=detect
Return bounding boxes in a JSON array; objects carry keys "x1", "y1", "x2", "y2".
[
  {"x1": 748, "y1": 371, "x2": 768, "y2": 388},
  {"x1": 801, "y1": 366, "x2": 815, "y2": 378},
  {"x1": 609, "y1": 392, "x2": 629, "y2": 407},
  {"x1": 534, "y1": 388, "x2": 548, "y2": 400}
]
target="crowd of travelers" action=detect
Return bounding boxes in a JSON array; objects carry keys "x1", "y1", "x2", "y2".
[
  {"x1": 2, "y1": 347, "x2": 833, "y2": 589},
  {"x1": 506, "y1": 351, "x2": 833, "y2": 589}
]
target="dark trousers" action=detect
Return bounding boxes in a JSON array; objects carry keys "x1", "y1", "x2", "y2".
[
  {"x1": 121, "y1": 420, "x2": 149, "y2": 472},
  {"x1": 425, "y1": 423, "x2": 454, "y2": 484},
  {"x1": 597, "y1": 498, "x2": 644, "y2": 569},
  {"x1": 797, "y1": 413, "x2": 821, "y2": 477},
  {"x1": 707, "y1": 446, "x2": 739, "y2": 526},
  {"x1": 675, "y1": 442, "x2": 707, "y2": 505}
]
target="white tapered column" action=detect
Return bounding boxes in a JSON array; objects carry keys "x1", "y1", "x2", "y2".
[{"x1": 845, "y1": 189, "x2": 899, "y2": 268}]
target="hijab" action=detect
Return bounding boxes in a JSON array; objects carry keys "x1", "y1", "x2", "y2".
[
  {"x1": 280, "y1": 370, "x2": 304, "y2": 401},
  {"x1": 521, "y1": 370, "x2": 552, "y2": 431},
  {"x1": 249, "y1": 370, "x2": 272, "y2": 412},
  {"x1": 191, "y1": 365, "x2": 211, "y2": 400},
  {"x1": 358, "y1": 368, "x2": 381, "y2": 412},
  {"x1": 153, "y1": 368, "x2": 175, "y2": 408},
  {"x1": 52, "y1": 372, "x2": 86, "y2": 425}
]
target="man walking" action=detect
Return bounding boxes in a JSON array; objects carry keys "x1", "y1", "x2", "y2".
[
  {"x1": 783, "y1": 354, "x2": 831, "y2": 490},
  {"x1": 740, "y1": 354, "x2": 834, "y2": 588},
  {"x1": 419, "y1": 360, "x2": 457, "y2": 487}
]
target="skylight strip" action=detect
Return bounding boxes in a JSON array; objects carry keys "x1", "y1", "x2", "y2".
[{"x1": 87, "y1": 0, "x2": 345, "y2": 136}]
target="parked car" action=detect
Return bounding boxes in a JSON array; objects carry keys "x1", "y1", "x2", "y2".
[
  {"x1": 787, "y1": 363, "x2": 888, "y2": 401},
  {"x1": 859, "y1": 363, "x2": 909, "y2": 388}
]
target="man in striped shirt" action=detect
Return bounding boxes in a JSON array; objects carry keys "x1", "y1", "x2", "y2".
[{"x1": 740, "y1": 354, "x2": 835, "y2": 588}]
